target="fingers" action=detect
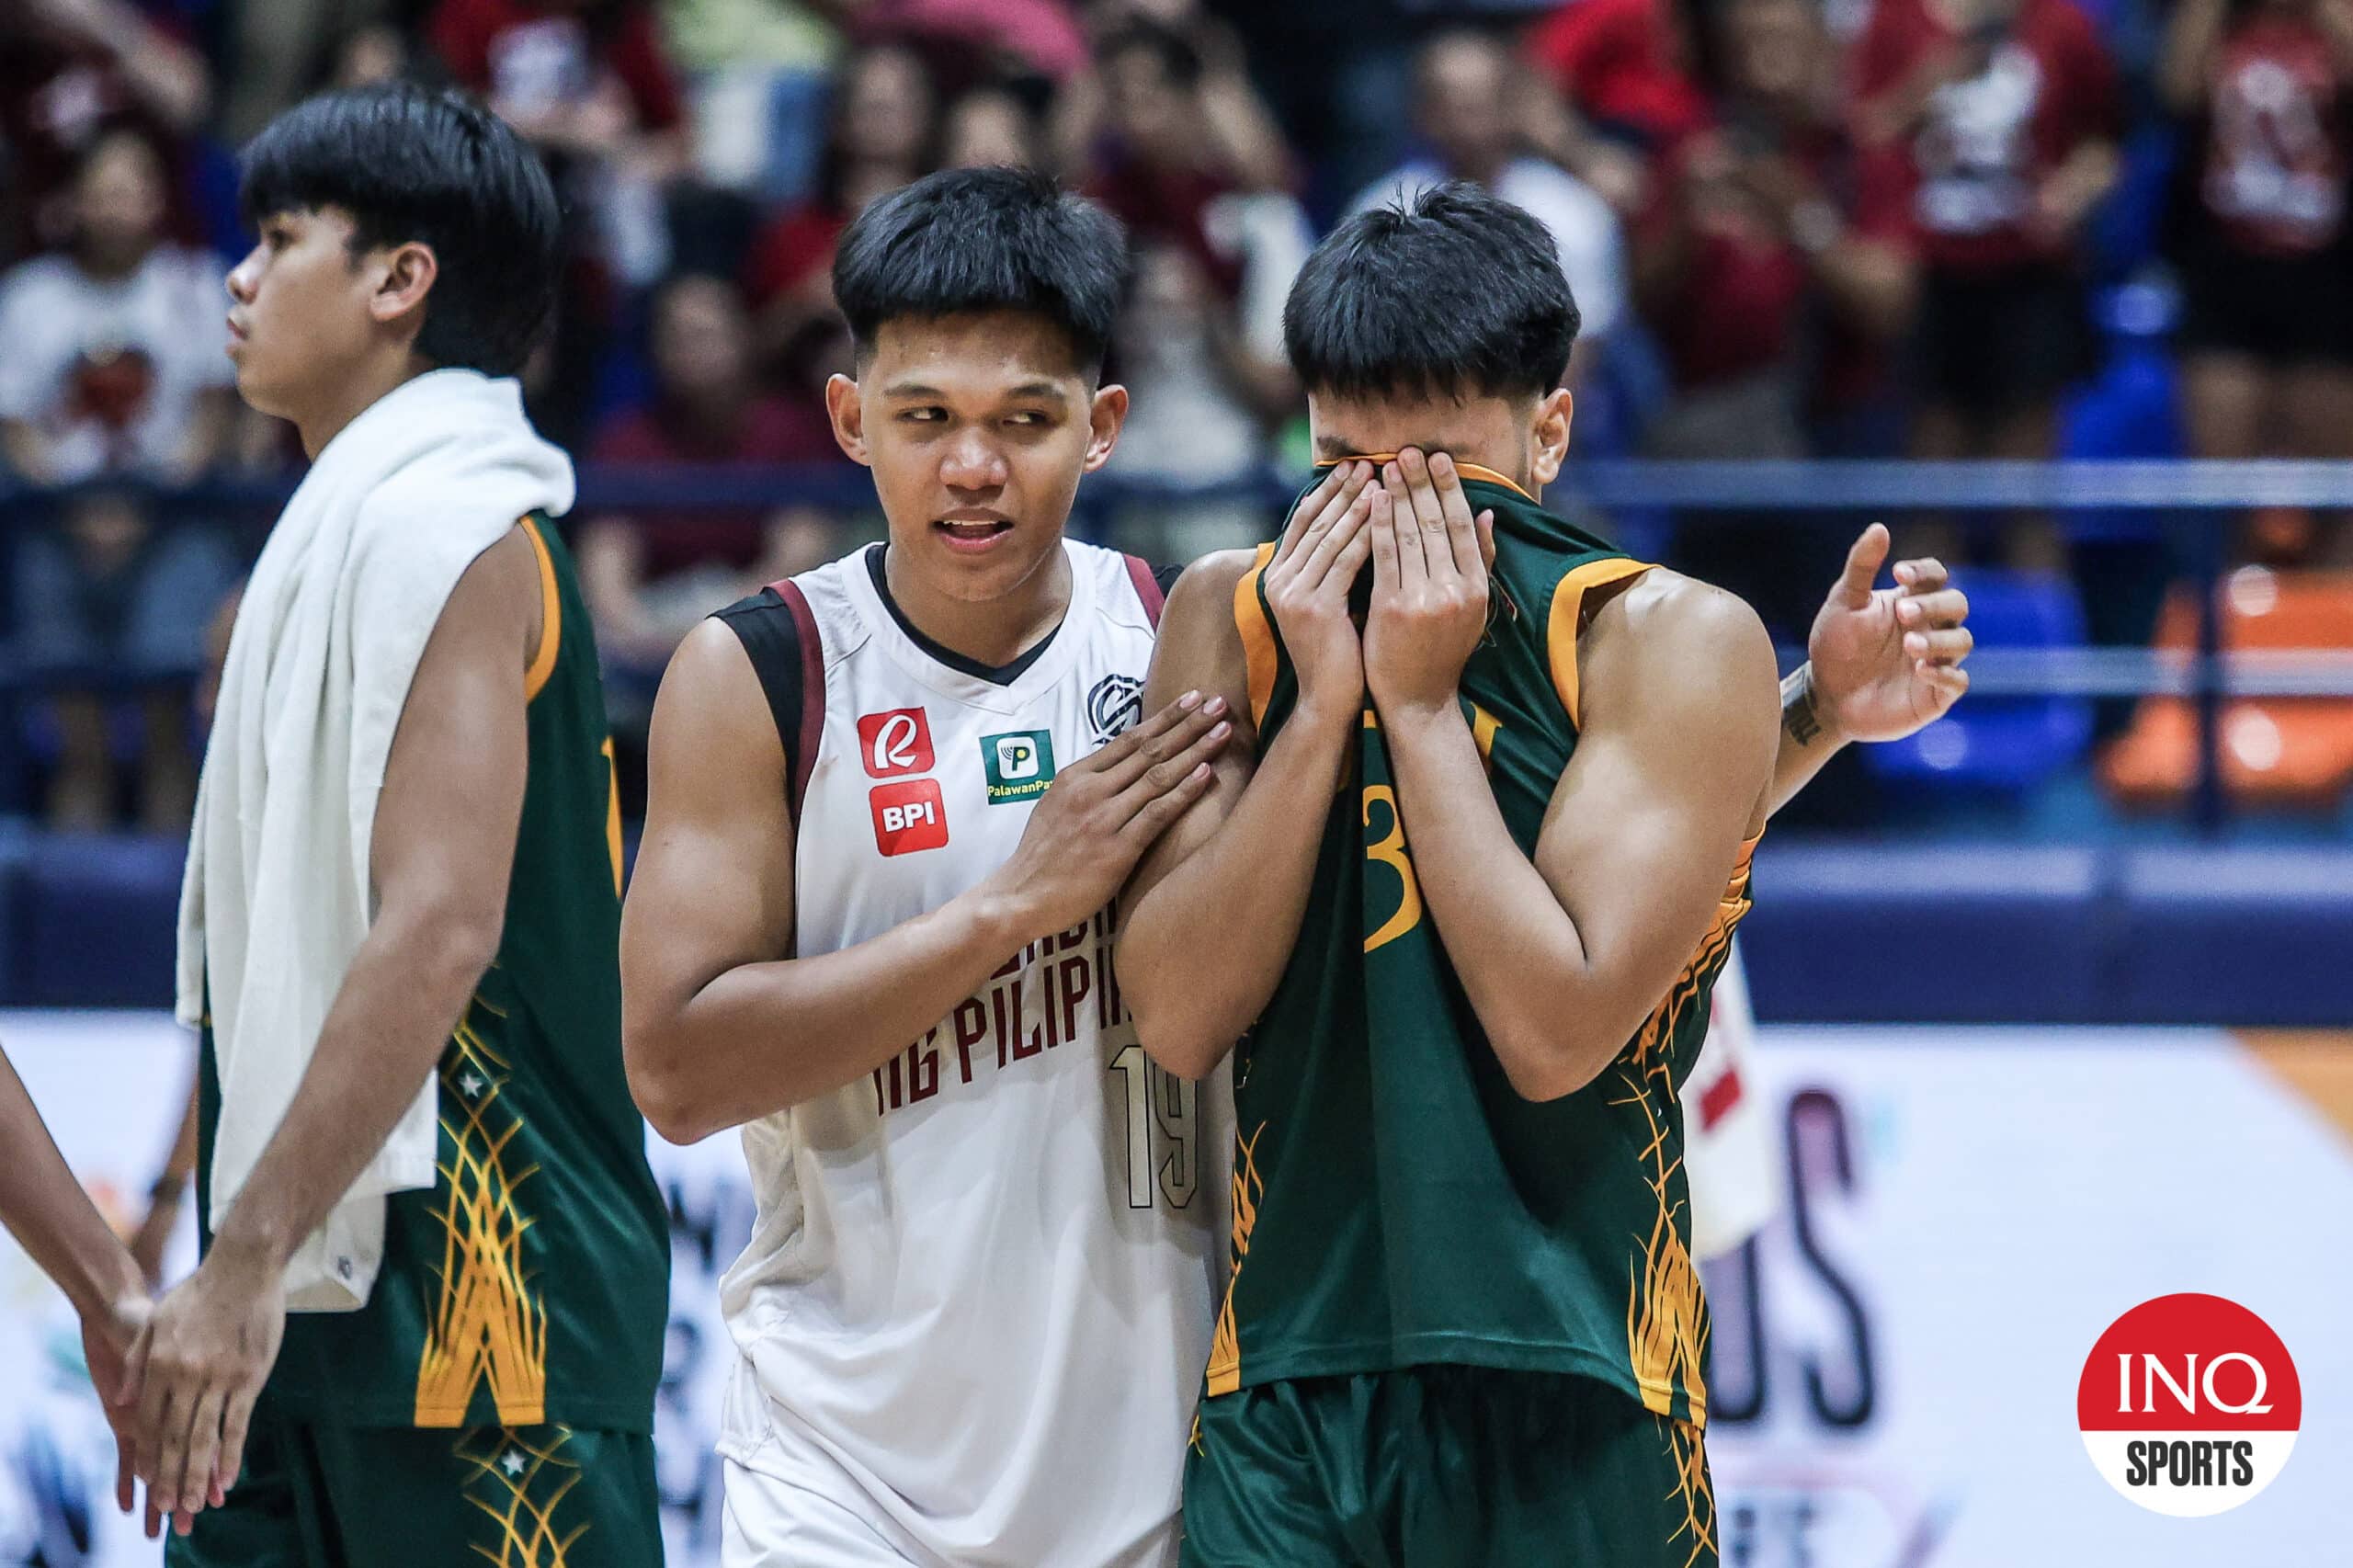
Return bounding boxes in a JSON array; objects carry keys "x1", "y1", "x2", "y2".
[
  {"x1": 1368, "y1": 483, "x2": 1401, "y2": 597},
  {"x1": 1834, "y1": 522, "x2": 1891, "y2": 610},
  {"x1": 1904, "y1": 627, "x2": 1974, "y2": 665},
  {"x1": 1296, "y1": 483, "x2": 1376, "y2": 594},
  {"x1": 1271, "y1": 462, "x2": 1346, "y2": 565},
  {"x1": 1275, "y1": 461, "x2": 1371, "y2": 567},
  {"x1": 216, "y1": 1390, "x2": 255, "y2": 1505},
  {"x1": 1112, "y1": 718, "x2": 1232, "y2": 829},
  {"x1": 1893, "y1": 554, "x2": 1949, "y2": 595},
  {"x1": 116, "y1": 1430, "x2": 136, "y2": 1516},
  {"x1": 1327, "y1": 518, "x2": 1375, "y2": 597},
  {"x1": 1381, "y1": 461, "x2": 1427, "y2": 585},
  {"x1": 1896, "y1": 586, "x2": 1969, "y2": 631},
  {"x1": 1919, "y1": 664, "x2": 1970, "y2": 707},
  {"x1": 132, "y1": 1341, "x2": 173, "y2": 1510},
  {"x1": 1424, "y1": 451, "x2": 1483, "y2": 580},
  {"x1": 1091, "y1": 689, "x2": 1204, "y2": 771},
  {"x1": 1096, "y1": 695, "x2": 1228, "y2": 794},
  {"x1": 1119, "y1": 754, "x2": 1220, "y2": 845},
  {"x1": 1475, "y1": 508, "x2": 1495, "y2": 574},
  {"x1": 172, "y1": 1385, "x2": 224, "y2": 1536}
]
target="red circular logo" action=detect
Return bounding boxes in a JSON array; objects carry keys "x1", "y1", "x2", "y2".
[{"x1": 2078, "y1": 1293, "x2": 2300, "y2": 1516}]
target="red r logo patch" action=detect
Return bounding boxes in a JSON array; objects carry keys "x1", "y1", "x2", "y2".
[{"x1": 858, "y1": 709, "x2": 935, "y2": 778}]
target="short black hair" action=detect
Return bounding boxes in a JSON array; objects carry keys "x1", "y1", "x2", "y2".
[
  {"x1": 1283, "y1": 182, "x2": 1580, "y2": 404},
  {"x1": 239, "y1": 84, "x2": 562, "y2": 377},
  {"x1": 832, "y1": 166, "x2": 1127, "y2": 376}
]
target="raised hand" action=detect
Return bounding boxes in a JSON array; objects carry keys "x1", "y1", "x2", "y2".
[
  {"x1": 1263, "y1": 460, "x2": 1377, "y2": 722},
  {"x1": 1365, "y1": 449, "x2": 1495, "y2": 719},
  {"x1": 985, "y1": 693, "x2": 1232, "y2": 939},
  {"x1": 1805, "y1": 522, "x2": 1972, "y2": 744}
]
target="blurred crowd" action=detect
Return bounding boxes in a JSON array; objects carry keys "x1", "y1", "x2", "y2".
[{"x1": 6, "y1": 0, "x2": 2353, "y2": 830}]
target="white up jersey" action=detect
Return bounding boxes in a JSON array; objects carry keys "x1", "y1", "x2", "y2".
[{"x1": 717, "y1": 541, "x2": 1226, "y2": 1567}]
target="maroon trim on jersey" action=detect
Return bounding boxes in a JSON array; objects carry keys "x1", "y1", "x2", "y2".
[
  {"x1": 769, "y1": 578, "x2": 825, "y2": 818},
  {"x1": 1123, "y1": 554, "x2": 1165, "y2": 627}
]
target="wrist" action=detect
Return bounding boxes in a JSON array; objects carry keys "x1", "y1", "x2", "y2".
[
  {"x1": 1376, "y1": 692, "x2": 1470, "y2": 738},
  {"x1": 207, "y1": 1216, "x2": 292, "y2": 1283},
  {"x1": 962, "y1": 878, "x2": 1040, "y2": 955},
  {"x1": 63, "y1": 1238, "x2": 143, "y2": 1321},
  {"x1": 1784, "y1": 663, "x2": 1847, "y2": 748}
]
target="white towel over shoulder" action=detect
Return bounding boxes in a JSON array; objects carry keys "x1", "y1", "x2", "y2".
[{"x1": 175, "y1": 369, "x2": 575, "y2": 1312}]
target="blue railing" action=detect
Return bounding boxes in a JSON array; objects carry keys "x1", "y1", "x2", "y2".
[{"x1": 8, "y1": 458, "x2": 2353, "y2": 832}]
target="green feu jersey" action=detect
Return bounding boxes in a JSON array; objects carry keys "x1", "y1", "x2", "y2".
[
  {"x1": 1207, "y1": 461, "x2": 1756, "y2": 1427},
  {"x1": 198, "y1": 515, "x2": 668, "y2": 1432}
]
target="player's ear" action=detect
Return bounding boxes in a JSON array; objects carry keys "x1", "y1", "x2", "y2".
[
  {"x1": 1083, "y1": 381, "x2": 1130, "y2": 474},
  {"x1": 1529, "y1": 387, "x2": 1574, "y2": 488},
  {"x1": 825, "y1": 372, "x2": 871, "y2": 468},
  {"x1": 369, "y1": 241, "x2": 437, "y2": 333}
]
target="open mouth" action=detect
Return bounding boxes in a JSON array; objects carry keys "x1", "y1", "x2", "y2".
[{"x1": 934, "y1": 517, "x2": 1014, "y2": 553}]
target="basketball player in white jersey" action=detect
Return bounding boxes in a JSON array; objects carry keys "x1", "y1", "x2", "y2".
[
  {"x1": 620, "y1": 167, "x2": 1966, "y2": 1566},
  {"x1": 619, "y1": 168, "x2": 1230, "y2": 1567}
]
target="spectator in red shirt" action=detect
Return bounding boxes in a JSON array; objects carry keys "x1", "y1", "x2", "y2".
[
  {"x1": 1524, "y1": 0, "x2": 1715, "y2": 211},
  {"x1": 1635, "y1": 0, "x2": 1919, "y2": 458},
  {"x1": 2162, "y1": 0, "x2": 2353, "y2": 488},
  {"x1": 579, "y1": 272, "x2": 843, "y2": 669},
  {"x1": 432, "y1": 0, "x2": 688, "y2": 168},
  {"x1": 1634, "y1": 0, "x2": 1922, "y2": 635},
  {"x1": 746, "y1": 44, "x2": 939, "y2": 392},
  {"x1": 1855, "y1": 0, "x2": 2120, "y2": 471}
]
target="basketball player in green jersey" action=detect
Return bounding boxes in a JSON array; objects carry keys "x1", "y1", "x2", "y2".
[
  {"x1": 124, "y1": 87, "x2": 667, "y2": 1566},
  {"x1": 1121, "y1": 184, "x2": 1972, "y2": 1566}
]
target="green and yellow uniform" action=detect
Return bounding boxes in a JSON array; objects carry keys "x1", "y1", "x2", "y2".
[
  {"x1": 175, "y1": 516, "x2": 668, "y2": 1568},
  {"x1": 1181, "y1": 464, "x2": 1755, "y2": 1568}
]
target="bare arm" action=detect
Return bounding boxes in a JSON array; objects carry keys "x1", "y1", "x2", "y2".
[
  {"x1": 133, "y1": 528, "x2": 542, "y2": 1521},
  {"x1": 0, "y1": 1047, "x2": 143, "y2": 1320},
  {"x1": 1366, "y1": 452, "x2": 1779, "y2": 1102},
  {"x1": 1120, "y1": 465, "x2": 1379, "y2": 1080},
  {"x1": 624, "y1": 619, "x2": 1230, "y2": 1143}
]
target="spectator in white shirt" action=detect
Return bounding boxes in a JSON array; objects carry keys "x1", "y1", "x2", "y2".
[
  {"x1": 1348, "y1": 28, "x2": 1627, "y2": 389},
  {"x1": 0, "y1": 127, "x2": 235, "y2": 483}
]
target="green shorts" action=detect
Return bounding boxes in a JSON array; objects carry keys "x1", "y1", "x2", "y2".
[
  {"x1": 163, "y1": 1389, "x2": 662, "y2": 1568},
  {"x1": 1180, "y1": 1366, "x2": 1715, "y2": 1568}
]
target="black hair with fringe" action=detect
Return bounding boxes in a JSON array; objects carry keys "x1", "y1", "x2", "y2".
[
  {"x1": 238, "y1": 84, "x2": 562, "y2": 377},
  {"x1": 1284, "y1": 182, "x2": 1581, "y2": 404},
  {"x1": 832, "y1": 166, "x2": 1128, "y2": 377}
]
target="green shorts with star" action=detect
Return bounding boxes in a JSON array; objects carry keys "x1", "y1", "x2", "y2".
[
  {"x1": 1180, "y1": 1366, "x2": 1716, "y2": 1568},
  {"x1": 162, "y1": 1386, "x2": 662, "y2": 1568}
]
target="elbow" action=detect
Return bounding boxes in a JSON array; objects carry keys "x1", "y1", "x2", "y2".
[
  {"x1": 622, "y1": 1022, "x2": 721, "y2": 1145},
  {"x1": 1490, "y1": 1018, "x2": 1617, "y2": 1104},
  {"x1": 404, "y1": 907, "x2": 504, "y2": 1017},
  {"x1": 1128, "y1": 998, "x2": 1234, "y2": 1084}
]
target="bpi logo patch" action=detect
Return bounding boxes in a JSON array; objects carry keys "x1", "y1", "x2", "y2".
[
  {"x1": 981, "y1": 731, "x2": 1055, "y2": 803},
  {"x1": 2078, "y1": 1292, "x2": 2300, "y2": 1516},
  {"x1": 1087, "y1": 674, "x2": 1145, "y2": 744},
  {"x1": 858, "y1": 708, "x2": 934, "y2": 778},
  {"x1": 870, "y1": 778, "x2": 949, "y2": 856}
]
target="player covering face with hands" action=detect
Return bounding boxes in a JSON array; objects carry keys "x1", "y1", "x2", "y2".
[{"x1": 1120, "y1": 182, "x2": 1970, "y2": 1567}]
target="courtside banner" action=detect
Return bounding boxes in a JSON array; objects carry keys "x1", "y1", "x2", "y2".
[
  {"x1": 1702, "y1": 1028, "x2": 2347, "y2": 1566},
  {"x1": 0, "y1": 1015, "x2": 2345, "y2": 1566}
]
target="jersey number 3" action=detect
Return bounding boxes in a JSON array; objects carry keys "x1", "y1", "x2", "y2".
[{"x1": 1361, "y1": 784, "x2": 1423, "y2": 953}]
